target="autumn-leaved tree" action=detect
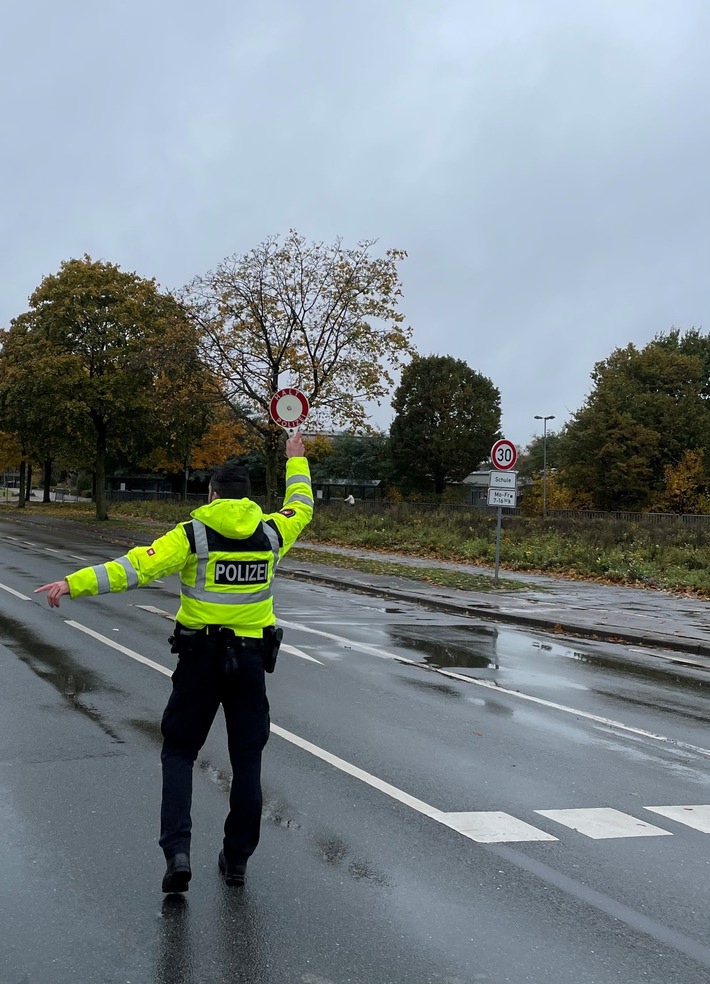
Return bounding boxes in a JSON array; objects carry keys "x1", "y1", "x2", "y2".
[
  {"x1": 389, "y1": 354, "x2": 501, "y2": 495},
  {"x1": 651, "y1": 449, "x2": 710, "y2": 514},
  {"x1": 185, "y1": 231, "x2": 413, "y2": 506},
  {"x1": 6, "y1": 256, "x2": 197, "y2": 520},
  {"x1": 561, "y1": 339, "x2": 710, "y2": 509}
]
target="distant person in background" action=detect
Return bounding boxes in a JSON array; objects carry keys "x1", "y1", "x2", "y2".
[{"x1": 344, "y1": 494, "x2": 355, "y2": 505}]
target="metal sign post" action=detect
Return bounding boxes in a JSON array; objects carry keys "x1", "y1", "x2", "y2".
[{"x1": 488, "y1": 439, "x2": 518, "y2": 583}]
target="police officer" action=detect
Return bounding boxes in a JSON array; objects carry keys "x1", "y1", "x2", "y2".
[{"x1": 36, "y1": 433, "x2": 313, "y2": 893}]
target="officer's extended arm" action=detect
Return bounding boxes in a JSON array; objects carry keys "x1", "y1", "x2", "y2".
[{"x1": 35, "y1": 524, "x2": 191, "y2": 608}]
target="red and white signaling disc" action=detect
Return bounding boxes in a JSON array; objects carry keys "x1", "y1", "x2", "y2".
[{"x1": 269, "y1": 388, "x2": 310, "y2": 430}]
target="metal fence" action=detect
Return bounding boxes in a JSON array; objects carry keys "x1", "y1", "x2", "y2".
[
  {"x1": 104, "y1": 490, "x2": 209, "y2": 504},
  {"x1": 98, "y1": 491, "x2": 710, "y2": 526}
]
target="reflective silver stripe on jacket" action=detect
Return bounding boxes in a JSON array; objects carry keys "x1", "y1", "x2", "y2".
[
  {"x1": 285, "y1": 473, "x2": 311, "y2": 488},
  {"x1": 191, "y1": 519, "x2": 210, "y2": 592},
  {"x1": 180, "y1": 584, "x2": 274, "y2": 605},
  {"x1": 115, "y1": 556, "x2": 139, "y2": 589},
  {"x1": 285, "y1": 493, "x2": 314, "y2": 507},
  {"x1": 92, "y1": 566, "x2": 110, "y2": 593},
  {"x1": 261, "y1": 521, "x2": 280, "y2": 568}
]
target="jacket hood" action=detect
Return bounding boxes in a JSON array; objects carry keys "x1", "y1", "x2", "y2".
[{"x1": 190, "y1": 498, "x2": 264, "y2": 538}]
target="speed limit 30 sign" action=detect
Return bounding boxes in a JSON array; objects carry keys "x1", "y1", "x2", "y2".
[{"x1": 491, "y1": 438, "x2": 517, "y2": 471}]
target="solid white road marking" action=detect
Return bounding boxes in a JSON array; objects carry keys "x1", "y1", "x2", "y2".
[
  {"x1": 270, "y1": 723, "x2": 444, "y2": 821},
  {"x1": 439, "y1": 811, "x2": 558, "y2": 843},
  {"x1": 394, "y1": 655, "x2": 710, "y2": 758},
  {"x1": 65, "y1": 621, "x2": 172, "y2": 677},
  {"x1": 535, "y1": 808, "x2": 673, "y2": 839},
  {"x1": 645, "y1": 805, "x2": 710, "y2": 833},
  {"x1": 0, "y1": 582, "x2": 30, "y2": 601}
]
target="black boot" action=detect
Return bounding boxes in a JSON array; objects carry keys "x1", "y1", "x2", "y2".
[
  {"x1": 218, "y1": 850, "x2": 247, "y2": 887},
  {"x1": 162, "y1": 852, "x2": 191, "y2": 893}
]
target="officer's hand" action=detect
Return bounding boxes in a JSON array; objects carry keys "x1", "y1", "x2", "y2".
[
  {"x1": 286, "y1": 432, "x2": 305, "y2": 458},
  {"x1": 35, "y1": 580, "x2": 70, "y2": 608}
]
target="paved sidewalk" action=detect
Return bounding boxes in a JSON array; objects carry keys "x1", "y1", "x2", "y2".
[{"x1": 282, "y1": 542, "x2": 710, "y2": 660}]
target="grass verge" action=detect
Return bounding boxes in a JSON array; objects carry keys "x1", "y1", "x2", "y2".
[
  {"x1": 287, "y1": 547, "x2": 529, "y2": 592},
  {"x1": 6, "y1": 498, "x2": 710, "y2": 596}
]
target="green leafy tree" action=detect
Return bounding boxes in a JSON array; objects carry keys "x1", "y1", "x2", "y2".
[
  {"x1": 185, "y1": 230, "x2": 413, "y2": 507},
  {"x1": 561, "y1": 339, "x2": 710, "y2": 509},
  {"x1": 307, "y1": 431, "x2": 394, "y2": 485},
  {"x1": 389, "y1": 355, "x2": 501, "y2": 495},
  {"x1": 518, "y1": 431, "x2": 563, "y2": 480},
  {"x1": 6, "y1": 256, "x2": 196, "y2": 520}
]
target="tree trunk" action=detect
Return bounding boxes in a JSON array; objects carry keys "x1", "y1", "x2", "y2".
[
  {"x1": 95, "y1": 428, "x2": 108, "y2": 521},
  {"x1": 433, "y1": 471, "x2": 446, "y2": 496},
  {"x1": 25, "y1": 462, "x2": 32, "y2": 501},
  {"x1": 182, "y1": 458, "x2": 189, "y2": 500},
  {"x1": 264, "y1": 430, "x2": 282, "y2": 511},
  {"x1": 43, "y1": 457, "x2": 52, "y2": 502},
  {"x1": 17, "y1": 459, "x2": 26, "y2": 510}
]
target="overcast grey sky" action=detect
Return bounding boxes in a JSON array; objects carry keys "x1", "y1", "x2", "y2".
[{"x1": 1, "y1": 0, "x2": 708, "y2": 447}]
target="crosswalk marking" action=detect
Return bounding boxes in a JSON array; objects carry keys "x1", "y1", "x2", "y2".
[
  {"x1": 645, "y1": 805, "x2": 710, "y2": 833},
  {"x1": 535, "y1": 808, "x2": 673, "y2": 839},
  {"x1": 439, "y1": 811, "x2": 558, "y2": 843}
]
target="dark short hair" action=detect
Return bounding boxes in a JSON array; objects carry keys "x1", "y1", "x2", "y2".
[{"x1": 210, "y1": 462, "x2": 251, "y2": 499}]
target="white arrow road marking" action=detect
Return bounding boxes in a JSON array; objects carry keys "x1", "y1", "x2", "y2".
[
  {"x1": 278, "y1": 618, "x2": 395, "y2": 659},
  {"x1": 281, "y1": 643, "x2": 322, "y2": 665},
  {"x1": 132, "y1": 604, "x2": 176, "y2": 620},
  {"x1": 0, "y1": 582, "x2": 31, "y2": 601}
]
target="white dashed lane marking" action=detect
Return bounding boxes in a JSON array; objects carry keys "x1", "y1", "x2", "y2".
[
  {"x1": 645, "y1": 805, "x2": 710, "y2": 833},
  {"x1": 0, "y1": 582, "x2": 31, "y2": 601},
  {"x1": 439, "y1": 812, "x2": 558, "y2": 843},
  {"x1": 535, "y1": 808, "x2": 673, "y2": 839}
]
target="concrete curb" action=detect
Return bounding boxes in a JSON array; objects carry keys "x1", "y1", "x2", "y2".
[{"x1": 280, "y1": 567, "x2": 710, "y2": 661}]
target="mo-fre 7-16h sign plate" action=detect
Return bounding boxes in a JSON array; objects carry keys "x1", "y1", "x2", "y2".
[{"x1": 487, "y1": 487, "x2": 517, "y2": 508}]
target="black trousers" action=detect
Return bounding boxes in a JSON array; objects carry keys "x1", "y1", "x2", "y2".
[{"x1": 159, "y1": 636, "x2": 270, "y2": 862}]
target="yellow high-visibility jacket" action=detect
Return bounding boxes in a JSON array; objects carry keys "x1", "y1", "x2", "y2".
[{"x1": 66, "y1": 457, "x2": 313, "y2": 637}]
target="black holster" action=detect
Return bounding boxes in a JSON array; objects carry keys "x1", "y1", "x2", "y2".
[{"x1": 262, "y1": 626, "x2": 283, "y2": 673}]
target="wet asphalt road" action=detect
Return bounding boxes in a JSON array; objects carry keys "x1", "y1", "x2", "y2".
[{"x1": 2, "y1": 522, "x2": 710, "y2": 984}]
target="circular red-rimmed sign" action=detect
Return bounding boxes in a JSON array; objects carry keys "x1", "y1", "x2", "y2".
[
  {"x1": 491, "y1": 438, "x2": 517, "y2": 471},
  {"x1": 269, "y1": 388, "x2": 310, "y2": 430}
]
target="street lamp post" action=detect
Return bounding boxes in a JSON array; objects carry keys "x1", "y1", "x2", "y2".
[{"x1": 534, "y1": 414, "x2": 555, "y2": 518}]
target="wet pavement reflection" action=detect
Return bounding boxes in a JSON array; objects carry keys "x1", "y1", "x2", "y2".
[
  {"x1": 389, "y1": 623, "x2": 499, "y2": 669},
  {"x1": 0, "y1": 612, "x2": 125, "y2": 742}
]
